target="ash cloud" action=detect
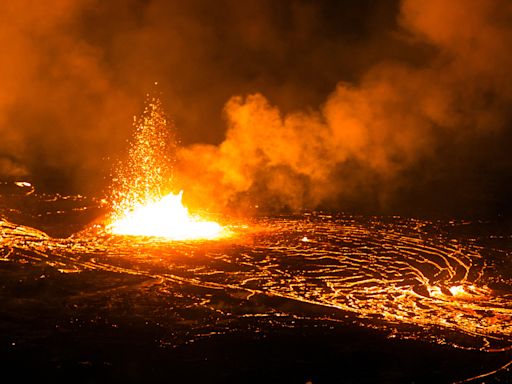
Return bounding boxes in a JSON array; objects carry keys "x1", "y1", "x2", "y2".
[{"x1": 0, "y1": 0, "x2": 511, "y2": 216}]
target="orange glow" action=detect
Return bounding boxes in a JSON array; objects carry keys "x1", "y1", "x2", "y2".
[
  {"x1": 449, "y1": 285, "x2": 467, "y2": 297},
  {"x1": 108, "y1": 191, "x2": 225, "y2": 240},
  {"x1": 107, "y1": 95, "x2": 227, "y2": 240}
]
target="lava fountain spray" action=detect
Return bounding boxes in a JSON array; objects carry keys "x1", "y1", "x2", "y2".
[{"x1": 106, "y1": 94, "x2": 225, "y2": 240}]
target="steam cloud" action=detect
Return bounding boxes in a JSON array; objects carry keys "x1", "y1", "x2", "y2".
[{"x1": 0, "y1": 0, "x2": 511, "y2": 216}]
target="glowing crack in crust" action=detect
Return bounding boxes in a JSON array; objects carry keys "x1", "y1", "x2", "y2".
[
  {"x1": 2, "y1": 214, "x2": 511, "y2": 353},
  {"x1": 1, "y1": 210, "x2": 512, "y2": 384}
]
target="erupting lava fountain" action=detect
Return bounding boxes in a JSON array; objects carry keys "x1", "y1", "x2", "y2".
[{"x1": 106, "y1": 95, "x2": 226, "y2": 240}]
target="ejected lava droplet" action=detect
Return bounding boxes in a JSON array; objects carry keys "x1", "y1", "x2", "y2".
[{"x1": 106, "y1": 95, "x2": 226, "y2": 240}]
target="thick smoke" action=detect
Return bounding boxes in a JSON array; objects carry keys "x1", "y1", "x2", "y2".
[
  {"x1": 176, "y1": 0, "x2": 512, "y2": 216},
  {"x1": 0, "y1": 0, "x2": 511, "y2": 216},
  {"x1": 0, "y1": 0, "x2": 137, "y2": 191}
]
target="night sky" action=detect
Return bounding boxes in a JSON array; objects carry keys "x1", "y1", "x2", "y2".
[{"x1": 0, "y1": 0, "x2": 511, "y2": 217}]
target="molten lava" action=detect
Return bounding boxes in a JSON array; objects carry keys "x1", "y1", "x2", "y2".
[
  {"x1": 107, "y1": 94, "x2": 226, "y2": 240},
  {"x1": 108, "y1": 191, "x2": 224, "y2": 240}
]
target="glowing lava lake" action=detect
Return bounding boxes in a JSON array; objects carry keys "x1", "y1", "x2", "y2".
[
  {"x1": 0, "y1": 98, "x2": 511, "y2": 383},
  {"x1": 0, "y1": 181, "x2": 512, "y2": 383}
]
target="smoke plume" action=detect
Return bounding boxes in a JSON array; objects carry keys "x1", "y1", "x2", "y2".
[
  {"x1": 0, "y1": 0, "x2": 511, "y2": 216},
  {"x1": 176, "y1": 0, "x2": 512, "y2": 216}
]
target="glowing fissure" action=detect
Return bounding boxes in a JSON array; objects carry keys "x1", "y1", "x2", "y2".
[{"x1": 107, "y1": 95, "x2": 225, "y2": 240}]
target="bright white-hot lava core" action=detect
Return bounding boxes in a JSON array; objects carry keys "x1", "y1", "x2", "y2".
[
  {"x1": 109, "y1": 191, "x2": 223, "y2": 240},
  {"x1": 107, "y1": 94, "x2": 226, "y2": 240}
]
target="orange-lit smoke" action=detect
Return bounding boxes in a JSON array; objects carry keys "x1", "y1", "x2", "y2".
[
  {"x1": 176, "y1": 0, "x2": 512, "y2": 214},
  {"x1": 0, "y1": 0, "x2": 511, "y2": 215},
  {"x1": 0, "y1": 0, "x2": 136, "y2": 190}
]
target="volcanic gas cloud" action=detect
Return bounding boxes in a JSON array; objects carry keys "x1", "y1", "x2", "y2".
[
  {"x1": 0, "y1": 0, "x2": 510, "y2": 216},
  {"x1": 175, "y1": 0, "x2": 512, "y2": 215}
]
